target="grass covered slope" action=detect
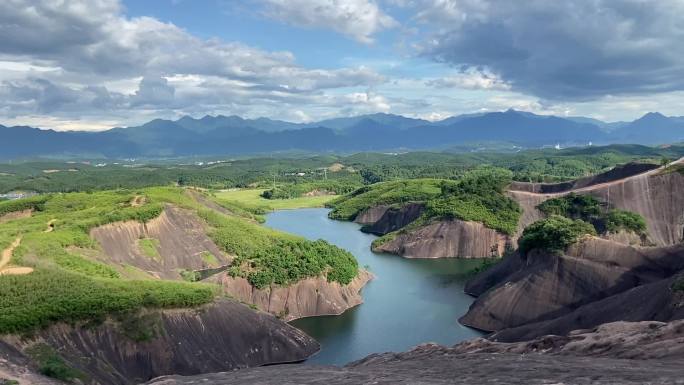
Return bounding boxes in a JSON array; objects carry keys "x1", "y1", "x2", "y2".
[
  {"x1": 0, "y1": 187, "x2": 359, "y2": 335},
  {"x1": 0, "y1": 189, "x2": 215, "y2": 334},
  {"x1": 328, "y1": 179, "x2": 445, "y2": 221},
  {"x1": 214, "y1": 188, "x2": 337, "y2": 212},
  {"x1": 330, "y1": 168, "x2": 522, "y2": 239}
]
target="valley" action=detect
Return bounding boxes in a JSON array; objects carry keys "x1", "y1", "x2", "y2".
[
  {"x1": 1, "y1": 147, "x2": 683, "y2": 384},
  {"x1": 4, "y1": 2, "x2": 684, "y2": 383}
]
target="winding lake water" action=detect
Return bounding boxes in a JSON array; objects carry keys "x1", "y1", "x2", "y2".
[{"x1": 265, "y1": 208, "x2": 484, "y2": 365}]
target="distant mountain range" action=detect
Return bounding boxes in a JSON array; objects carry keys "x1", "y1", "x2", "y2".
[{"x1": 1, "y1": 110, "x2": 683, "y2": 159}]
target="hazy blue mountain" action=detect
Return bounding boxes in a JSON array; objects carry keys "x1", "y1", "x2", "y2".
[
  {"x1": 176, "y1": 115, "x2": 304, "y2": 133},
  {"x1": 309, "y1": 113, "x2": 429, "y2": 131},
  {"x1": 1, "y1": 110, "x2": 683, "y2": 159},
  {"x1": 614, "y1": 112, "x2": 684, "y2": 144}
]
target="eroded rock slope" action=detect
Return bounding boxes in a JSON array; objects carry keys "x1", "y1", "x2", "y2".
[
  {"x1": 0, "y1": 299, "x2": 319, "y2": 385},
  {"x1": 212, "y1": 270, "x2": 372, "y2": 321},
  {"x1": 147, "y1": 320, "x2": 684, "y2": 385},
  {"x1": 460, "y1": 237, "x2": 684, "y2": 332}
]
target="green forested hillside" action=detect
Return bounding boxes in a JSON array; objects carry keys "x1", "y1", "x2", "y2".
[
  {"x1": 329, "y1": 168, "x2": 522, "y2": 236},
  {"x1": 1, "y1": 144, "x2": 681, "y2": 194},
  {"x1": 0, "y1": 187, "x2": 357, "y2": 334}
]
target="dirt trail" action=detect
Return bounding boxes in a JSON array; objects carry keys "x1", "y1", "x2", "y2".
[
  {"x1": 0, "y1": 237, "x2": 33, "y2": 275},
  {"x1": 510, "y1": 156, "x2": 684, "y2": 197}
]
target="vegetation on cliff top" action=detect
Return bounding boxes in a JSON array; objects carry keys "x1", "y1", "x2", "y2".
[
  {"x1": 422, "y1": 168, "x2": 521, "y2": 235},
  {"x1": 328, "y1": 178, "x2": 444, "y2": 221},
  {"x1": 202, "y1": 208, "x2": 358, "y2": 289},
  {"x1": 330, "y1": 168, "x2": 522, "y2": 236},
  {"x1": 538, "y1": 193, "x2": 647, "y2": 235},
  {"x1": 518, "y1": 215, "x2": 597, "y2": 255}
]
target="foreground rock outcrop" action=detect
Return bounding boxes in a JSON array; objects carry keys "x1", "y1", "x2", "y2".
[
  {"x1": 212, "y1": 270, "x2": 372, "y2": 321},
  {"x1": 147, "y1": 320, "x2": 684, "y2": 385},
  {"x1": 373, "y1": 219, "x2": 509, "y2": 259},
  {"x1": 460, "y1": 237, "x2": 684, "y2": 333},
  {"x1": 0, "y1": 299, "x2": 319, "y2": 385}
]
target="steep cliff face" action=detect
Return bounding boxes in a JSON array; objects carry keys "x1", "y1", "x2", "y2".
[
  {"x1": 460, "y1": 237, "x2": 684, "y2": 332},
  {"x1": 90, "y1": 205, "x2": 231, "y2": 279},
  {"x1": 374, "y1": 220, "x2": 509, "y2": 259},
  {"x1": 360, "y1": 203, "x2": 424, "y2": 235},
  {"x1": 147, "y1": 320, "x2": 684, "y2": 385},
  {"x1": 353, "y1": 205, "x2": 390, "y2": 225},
  {"x1": 213, "y1": 270, "x2": 372, "y2": 321},
  {"x1": 508, "y1": 160, "x2": 684, "y2": 246},
  {"x1": 0, "y1": 299, "x2": 319, "y2": 385}
]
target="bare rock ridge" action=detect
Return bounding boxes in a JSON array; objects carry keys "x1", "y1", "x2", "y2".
[
  {"x1": 509, "y1": 159, "x2": 684, "y2": 246},
  {"x1": 146, "y1": 320, "x2": 684, "y2": 385},
  {"x1": 0, "y1": 300, "x2": 319, "y2": 385},
  {"x1": 211, "y1": 269, "x2": 373, "y2": 321},
  {"x1": 508, "y1": 162, "x2": 660, "y2": 194},
  {"x1": 90, "y1": 205, "x2": 231, "y2": 279},
  {"x1": 460, "y1": 237, "x2": 684, "y2": 333},
  {"x1": 359, "y1": 160, "x2": 683, "y2": 261},
  {"x1": 490, "y1": 273, "x2": 684, "y2": 342},
  {"x1": 373, "y1": 219, "x2": 508, "y2": 259}
]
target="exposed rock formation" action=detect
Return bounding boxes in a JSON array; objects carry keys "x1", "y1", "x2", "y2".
[
  {"x1": 360, "y1": 203, "x2": 424, "y2": 235},
  {"x1": 91, "y1": 205, "x2": 231, "y2": 279},
  {"x1": 491, "y1": 274, "x2": 684, "y2": 342},
  {"x1": 460, "y1": 237, "x2": 684, "y2": 333},
  {"x1": 353, "y1": 205, "x2": 390, "y2": 225},
  {"x1": 212, "y1": 270, "x2": 372, "y2": 321},
  {"x1": 0, "y1": 348, "x2": 61, "y2": 385},
  {"x1": 374, "y1": 220, "x2": 508, "y2": 259},
  {"x1": 509, "y1": 162, "x2": 660, "y2": 194},
  {"x1": 508, "y1": 160, "x2": 684, "y2": 246},
  {"x1": 0, "y1": 299, "x2": 319, "y2": 385},
  {"x1": 146, "y1": 320, "x2": 684, "y2": 385}
]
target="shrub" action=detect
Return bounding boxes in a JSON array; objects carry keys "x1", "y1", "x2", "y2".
[
  {"x1": 605, "y1": 210, "x2": 647, "y2": 234},
  {"x1": 537, "y1": 193, "x2": 602, "y2": 220},
  {"x1": 0, "y1": 195, "x2": 49, "y2": 216},
  {"x1": 25, "y1": 343, "x2": 86, "y2": 382},
  {"x1": 518, "y1": 215, "x2": 597, "y2": 255}
]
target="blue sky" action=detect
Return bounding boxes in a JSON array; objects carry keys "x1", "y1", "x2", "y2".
[{"x1": 1, "y1": 0, "x2": 684, "y2": 130}]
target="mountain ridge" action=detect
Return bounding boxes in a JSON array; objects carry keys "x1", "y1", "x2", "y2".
[{"x1": 2, "y1": 110, "x2": 683, "y2": 159}]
